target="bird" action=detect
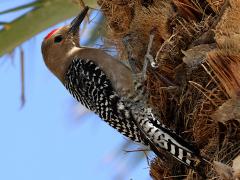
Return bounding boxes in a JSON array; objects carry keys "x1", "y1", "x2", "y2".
[{"x1": 41, "y1": 6, "x2": 205, "y2": 172}]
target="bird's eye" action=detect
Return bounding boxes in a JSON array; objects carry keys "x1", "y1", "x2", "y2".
[{"x1": 54, "y1": 35, "x2": 63, "y2": 43}]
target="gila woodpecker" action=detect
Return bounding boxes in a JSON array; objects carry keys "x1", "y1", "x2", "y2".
[{"x1": 41, "y1": 6, "x2": 205, "y2": 171}]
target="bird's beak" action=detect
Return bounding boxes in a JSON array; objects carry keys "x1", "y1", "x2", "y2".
[{"x1": 68, "y1": 6, "x2": 89, "y2": 35}]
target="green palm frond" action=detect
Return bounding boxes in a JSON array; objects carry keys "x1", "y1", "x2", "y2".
[
  {"x1": 0, "y1": 1, "x2": 43, "y2": 15},
  {"x1": 0, "y1": 0, "x2": 98, "y2": 56}
]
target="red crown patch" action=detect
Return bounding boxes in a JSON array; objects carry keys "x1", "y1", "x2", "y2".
[{"x1": 44, "y1": 28, "x2": 59, "y2": 40}]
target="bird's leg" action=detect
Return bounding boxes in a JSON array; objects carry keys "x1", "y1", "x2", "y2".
[
  {"x1": 122, "y1": 29, "x2": 159, "y2": 103},
  {"x1": 122, "y1": 34, "x2": 147, "y2": 87},
  {"x1": 122, "y1": 34, "x2": 147, "y2": 103},
  {"x1": 123, "y1": 29, "x2": 158, "y2": 83},
  {"x1": 145, "y1": 30, "x2": 179, "y2": 91},
  {"x1": 130, "y1": 28, "x2": 160, "y2": 103},
  {"x1": 122, "y1": 34, "x2": 164, "y2": 157},
  {"x1": 122, "y1": 34, "x2": 138, "y2": 75},
  {"x1": 142, "y1": 28, "x2": 158, "y2": 80}
]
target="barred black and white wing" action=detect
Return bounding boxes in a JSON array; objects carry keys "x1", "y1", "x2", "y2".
[{"x1": 65, "y1": 58, "x2": 144, "y2": 143}]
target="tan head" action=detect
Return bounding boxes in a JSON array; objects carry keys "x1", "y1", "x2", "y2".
[{"x1": 41, "y1": 7, "x2": 89, "y2": 82}]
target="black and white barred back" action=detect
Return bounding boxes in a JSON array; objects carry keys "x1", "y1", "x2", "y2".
[
  {"x1": 65, "y1": 58, "x2": 143, "y2": 143},
  {"x1": 65, "y1": 58, "x2": 200, "y2": 167}
]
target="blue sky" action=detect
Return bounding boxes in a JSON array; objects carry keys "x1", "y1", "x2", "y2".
[{"x1": 0, "y1": 1, "x2": 152, "y2": 180}]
